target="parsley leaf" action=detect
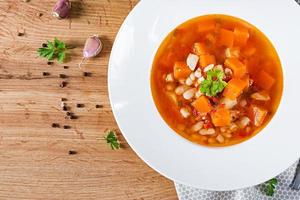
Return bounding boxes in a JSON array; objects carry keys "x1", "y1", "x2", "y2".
[
  {"x1": 264, "y1": 178, "x2": 278, "y2": 196},
  {"x1": 200, "y1": 69, "x2": 227, "y2": 97},
  {"x1": 104, "y1": 130, "x2": 120, "y2": 150},
  {"x1": 37, "y1": 38, "x2": 67, "y2": 63}
]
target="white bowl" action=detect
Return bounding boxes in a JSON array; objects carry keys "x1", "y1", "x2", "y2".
[{"x1": 108, "y1": 0, "x2": 300, "y2": 191}]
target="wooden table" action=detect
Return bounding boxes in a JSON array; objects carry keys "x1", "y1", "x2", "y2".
[{"x1": 0, "y1": 1, "x2": 177, "y2": 199}]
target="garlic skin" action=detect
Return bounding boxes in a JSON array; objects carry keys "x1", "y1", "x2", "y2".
[
  {"x1": 83, "y1": 35, "x2": 103, "y2": 58},
  {"x1": 52, "y1": 0, "x2": 71, "y2": 19}
]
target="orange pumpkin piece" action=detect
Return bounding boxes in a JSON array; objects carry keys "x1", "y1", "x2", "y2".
[
  {"x1": 192, "y1": 96, "x2": 212, "y2": 114},
  {"x1": 173, "y1": 61, "x2": 192, "y2": 80},
  {"x1": 198, "y1": 20, "x2": 216, "y2": 33},
  {"x1": 248, "y1": 105, "x2": 268, "y2": 126},
  {"x1": 211, "y1": 107, "x2": 231, "y2": 127},
  {"x1": 193, "y1": 43, "x2": 208, "y2": 56},
  {"x1": 218, "y1": 28, "x2": 234, "y2": 47},
  {"x1": 199, "y1": 54, "x2": 216, "y2": 68},
  {"x1": 224, "y1": 58, "x2": 247, "y2": 78},
  {"x1": 242, "y1": 45, "x2": 256, "y2": 57},
  {"x1": 255, "y1": 70, "x2": 275, "y2": 90},
  {"x1": 223, "y1": 78, "x2": 248, "y2": 100},
  {"x1": 234, "y1": 27, "x2": 249, "y2": 47}
]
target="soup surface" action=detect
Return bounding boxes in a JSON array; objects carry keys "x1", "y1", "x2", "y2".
[{"x1": 151, "y1": 14, "x2": 283, "y2": 147}]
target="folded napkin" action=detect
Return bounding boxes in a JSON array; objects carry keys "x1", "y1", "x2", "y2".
[{"x1": 175, "y1": 162, "x2": 300, "y2": 200}]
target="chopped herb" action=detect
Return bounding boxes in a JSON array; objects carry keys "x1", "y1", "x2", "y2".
[
  {"x1": 37, "y1": 38, "x2": 67, "y2": 63},
  {"x1": 264, "y1": 178, "x2": 278, "y2": 196},
  {"x1": 104, "y1": 130, "x2": 120, "y2": 150},
  {"x1": 200, "y1": 69, "x2": 227, "y2": 97},
  {"x1": 68, "y1": 150, "x2": 77, "y2": 155}
]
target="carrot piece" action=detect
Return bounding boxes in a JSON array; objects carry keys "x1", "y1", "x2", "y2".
[
  {"x1": 218, "y1": 28, "x2": 234, "y2": 47},
  {"x1": 198, "y1": 20, "x2": 216, "y2": 33},
  {"x1": 211, "y1": 107, "x2": 231, "y2": 127},
  {"x1": 199, "y1": 54, "x2": 216, "y2": 68},
  {"x1": 192, "y1": 96, "x2": 212, "y2": 114},
  {"x1": 248, "y1": 105, "x2": 268, "y2": 126},
  {"x1": 255, "y1": 70, "x2": 275, "y2": 90},
  {"x1": 242, "y1": 45, "x2": 256, "y2": 57},
  {"x1": 224, "y1": 58, "x2": 247, "y2": 78},
  {"x1": 173, "y1": 62, "x2": 192, "y2": 80},
  {"x1": 223, "y1": 78, "x2": 248, "y2": 99},
  {"x1": 193, "y1": 43, "x2": 208, "y2": 56},
  {"x1": 234, "y1": 27, "x2": 249, "y2": 47}
]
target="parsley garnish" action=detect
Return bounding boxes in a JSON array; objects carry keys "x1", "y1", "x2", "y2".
[
  {"x1": 264, "y1": 178, "x2": 278, "y2": 196},
  {"x1": 200, "y1": 69, "x2": 227, "y2": 96},
  {"x1": 37, "y1": 38, "x2": 67, "y2": 63},
  {"x1": 104, "y1": 130, "x2": 120, "y2": 150}
]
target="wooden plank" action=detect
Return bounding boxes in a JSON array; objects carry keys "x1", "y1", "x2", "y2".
[{"x1": 0, "y1": 1, "x2": 178, "y2": 199}]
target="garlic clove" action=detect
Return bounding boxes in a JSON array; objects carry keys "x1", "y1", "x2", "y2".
[
  {"x1": 52, "y1": 0, "x2": 71, "y2": 19},
  {"x1": 83, "y1": 35, "x2": 103, "y2": 58}
]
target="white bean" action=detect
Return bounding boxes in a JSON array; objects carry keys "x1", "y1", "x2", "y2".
[
  {"x1": 191, "y1": 121, "x2": 204, "y2": 132},
  {"x1": 194, "y1": 69, "x2": 202, "y2": 78},
  {"x1": 238, "y1": 117, "x2": 251, "y2": 128},
  {"x1": 189, "y1": 73, "x2": 196, "y2": 81},
  {"x1": 204, "y1": 64, "x2": 214, "y2": 72},
  {"x1": 240, "y1": 99, "x2": 247, "y2": 107},
  {"x1": 251, "y1": 91, "x2": 271, "y2": 101},
  {"x1": 195, "y1": 90, "x2": 202, "y2": 98},
  {"x1": 185, "y1": 77, "x2": 193, "y2": 86},
  {"x1": 186, "y1": 53, "x2": 199, "y2": 71},
  {"x1": 215, "y1": 64, "x2": 224, "y2": 71},
  {"x1": 180, "y1": 108, "x2": 190, "y2": 118},
  {"x1": 216, "y1": 134, "x2": 225, "y2": 143},
  {"x1": 175, "y1": 85, "x2": 187, "y2": 95},
  {"x1": 220, "y1": 127, "x2": 227, "y2": 133},
  {"x1": 199, "y1": 128, "x2": 215, "y2": 136},
  {"x1": 198, "y1": 77, "x2": 205, "y2": 84},
  {"x1": 224, "y1": 68, "x2": 233, "y2": 76},
  {"x1": 183, "y1": 88, "x2": 196, "y2": 100},
  {"x1": 221, "y1": 98, "x2": 237, "y2": 109},
  {"x1": 229, "y1": 123, "x2": 238, "y2": 131},
  {"x1": 165, "y1": 73, "x2": 174, "y2": 82}
]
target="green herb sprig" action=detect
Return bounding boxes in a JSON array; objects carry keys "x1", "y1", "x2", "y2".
[
  {"x1": 37, "y1": 38, "x2": 67, "y2": 63},
  {"x1": 264, "y1": 178, "x2": 278, "y2": 196},
  {"x1": 104, "y1": 130, "x2": 120, "y2": 150},
  {"x1": 200, "y1": 69, "x2": 227, "y2": 97}
]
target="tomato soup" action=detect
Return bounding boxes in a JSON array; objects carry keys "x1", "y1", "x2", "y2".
[{"x1": 151, "y1": 15, "x2": 283, "y2": 147}]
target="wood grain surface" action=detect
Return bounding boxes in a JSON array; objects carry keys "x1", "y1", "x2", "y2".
[{"x1": 0, "y1": 1, "x2": 177, "y2": 199}]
